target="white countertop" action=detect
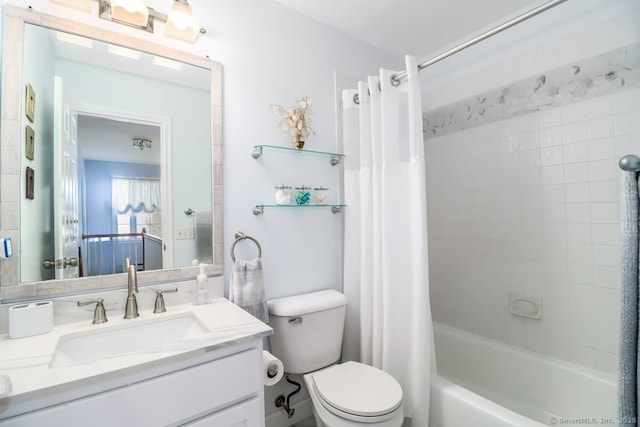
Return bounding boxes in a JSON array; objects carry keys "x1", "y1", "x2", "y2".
[{"x1": 0, "y1": 297, "x2": 272, "y2": 419}]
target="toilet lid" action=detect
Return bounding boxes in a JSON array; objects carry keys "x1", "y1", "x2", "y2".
[{"x1": 312, "y1": 362, "x2": 403, "y2": 419}]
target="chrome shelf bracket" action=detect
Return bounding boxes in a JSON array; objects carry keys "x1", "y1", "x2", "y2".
[
  {"x1": 253, "y1": 204, "x2": 345, "y2": 215},
  {"x1": 251, "y1": 146, "x2": 263, "y2": 159}
]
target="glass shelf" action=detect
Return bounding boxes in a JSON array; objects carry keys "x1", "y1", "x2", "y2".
[
  {"x1": 252, "y1": 145, "x2": 344, "y2": 166},
  {"x1": 253, "y1": 204, "x2": 346, "y2": 215}
]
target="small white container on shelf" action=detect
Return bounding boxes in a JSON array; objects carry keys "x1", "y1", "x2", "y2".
[
  {"x1": 313, "y1": 187, "x2": 329, "y2": 205},
  {"x1": 274, "y1": 185, "x2": 292, "y2": 205}
]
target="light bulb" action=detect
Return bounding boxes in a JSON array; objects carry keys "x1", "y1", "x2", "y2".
[
  {"x1": 110, "y1": 0, "x2": 149, "y2": 27},
  {"x1": 164, "y1": 1, "x2": 200, "y2": 42},
  {"x1": 170, "y1": 10, "x2": 191, "y2": 30}
]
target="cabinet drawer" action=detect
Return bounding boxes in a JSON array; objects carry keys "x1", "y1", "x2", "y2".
[
  {"x1": 184, "y1": 396, "x2": 262, "y2": 427},
  {"x1": 1, "y1": 348, "x2": 262, "y2": 427}
]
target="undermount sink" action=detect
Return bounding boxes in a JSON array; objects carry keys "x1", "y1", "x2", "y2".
[{"x1": 49, "y1": 313, "x2": 210, "y2": 368}]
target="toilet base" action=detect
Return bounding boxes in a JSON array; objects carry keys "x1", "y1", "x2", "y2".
[{"x1": 303, "y1": 366, "x2": 404, "y2": 427}]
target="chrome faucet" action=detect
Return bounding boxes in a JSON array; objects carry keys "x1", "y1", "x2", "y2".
[{"x1": 124, "y1": 264, "x2": 139, "y2": 319}]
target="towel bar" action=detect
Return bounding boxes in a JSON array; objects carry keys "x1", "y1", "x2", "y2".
[{"x1": 230, "y1": 231, "x2": 262, "y2": 262}]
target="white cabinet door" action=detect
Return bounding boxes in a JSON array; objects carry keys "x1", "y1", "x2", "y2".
[
  {"x1": 1, "y1": 348, "x2": 262, "y2": 427},
  {"x1": 184, "y1": 397, "x2": 263, "y2": 427}
]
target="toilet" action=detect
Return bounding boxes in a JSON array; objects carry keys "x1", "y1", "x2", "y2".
[{"x1": 267, "y1": 289, "x2": 404, "y2": 427}]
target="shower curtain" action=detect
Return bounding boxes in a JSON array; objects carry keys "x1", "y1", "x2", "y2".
[
  {"x1": 619, "y1": 170, "x2": 640, "y2": 427},
  {"x1": 342, "y1": 55, "x2": 433, "y2": 426}
]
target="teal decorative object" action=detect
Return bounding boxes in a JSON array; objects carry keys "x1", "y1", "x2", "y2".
[{"x1": 295, "y1": 186, "x2": 311, "y2": 205}]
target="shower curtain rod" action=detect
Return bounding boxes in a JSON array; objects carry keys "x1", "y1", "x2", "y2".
[{"x1": 390, "y1": 0, "x2": 568, "y2": 85}]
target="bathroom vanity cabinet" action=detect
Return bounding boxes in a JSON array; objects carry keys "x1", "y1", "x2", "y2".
[
  {"x1": 0, "y1": 298, "x2": 272, "y2": 427},
  {"x1": 0, "y1": 339, "x2": 264, "y2": 427}
]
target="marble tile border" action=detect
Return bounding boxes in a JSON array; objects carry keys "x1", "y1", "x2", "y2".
[
  {"x1": 0, "y1": 264, "x2": 224, "y2": 302},
  {"x1": 424, "y1": 43, "x2": 640, "y2": 137}
]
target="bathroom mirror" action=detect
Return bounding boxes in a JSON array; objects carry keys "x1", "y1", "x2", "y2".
[{"x1": 0, "y1": 6, "x2": 223, "y2": 302}]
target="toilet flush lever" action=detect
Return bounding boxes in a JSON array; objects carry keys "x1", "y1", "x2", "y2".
[{"x1": 288, "y1": 316, "x2": 303, "y2": 324}]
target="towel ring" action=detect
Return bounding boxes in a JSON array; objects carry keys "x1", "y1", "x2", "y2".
[{"x1": 230, "y1": 231, "x2": 262, "y2": 262}]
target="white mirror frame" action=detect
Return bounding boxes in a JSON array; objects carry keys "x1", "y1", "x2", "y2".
[{"x1": 0, "y1": 5, "x2": 223, "y2": 302}]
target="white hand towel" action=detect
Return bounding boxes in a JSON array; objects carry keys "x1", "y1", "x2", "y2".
[{"x1": 229, "y1": 258, "x2": 269, "y2": 323}]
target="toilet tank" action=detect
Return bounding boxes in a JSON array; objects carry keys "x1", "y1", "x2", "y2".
[{"x1": 267, "y1": 290, "x2": 347, "y2": 374}]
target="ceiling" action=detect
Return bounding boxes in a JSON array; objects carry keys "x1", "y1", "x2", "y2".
[{"x1": 271, "y1": 0, "x2": 547, "y2": 59}]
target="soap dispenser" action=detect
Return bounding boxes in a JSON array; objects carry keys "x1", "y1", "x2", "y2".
[{"x1": 194, "y1": 263, "x2": 210, "y2": 305}]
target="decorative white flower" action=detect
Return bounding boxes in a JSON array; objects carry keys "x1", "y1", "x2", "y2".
[{"x1": 270, "y1": 95, "x2": 316, "y2": 141}]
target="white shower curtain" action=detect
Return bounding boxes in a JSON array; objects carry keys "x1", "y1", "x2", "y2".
[{"x1": 342, "y1": 56, "x2": 434, "y2": 425}]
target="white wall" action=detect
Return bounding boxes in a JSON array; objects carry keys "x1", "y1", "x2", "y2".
[
  {"x1": 422, "y1": 0, "x2": 640, "y2": 375},
  {"x1": 208, "y1": 1, "x2": 400, "y2": 300}
]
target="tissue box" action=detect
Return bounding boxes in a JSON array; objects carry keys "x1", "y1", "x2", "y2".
[{"x1": 9, "y1": 301, "x2": 53, "y2": 338}]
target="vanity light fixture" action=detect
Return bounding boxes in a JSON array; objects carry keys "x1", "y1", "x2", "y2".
[
  {"x1": 110, "y1": 0, "x2": 149, "y2": 28},
  {"x1": 51, "y1": 0, "x2": 205, "y2": 42},
  {"x1": 164, "y1": 0, "x2": 200, "y2": 43},
  {"x1": 95, "y1": 0, "x2": 205, "y2": 43},
  {"x1": 98, "y1": 0, "x2": 153, "y2": 32},
  {"x1": 133, "y1": 138, "x2": 152, "y2": 150}
]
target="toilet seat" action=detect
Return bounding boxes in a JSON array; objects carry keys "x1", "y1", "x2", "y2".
[{"x1": 311, "y1": 361, "x2": 403, "y2": 423}]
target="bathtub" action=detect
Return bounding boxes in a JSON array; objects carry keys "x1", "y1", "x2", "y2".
[{"x1": 429, "y1": 322, "x2": 617, "y2": 427}]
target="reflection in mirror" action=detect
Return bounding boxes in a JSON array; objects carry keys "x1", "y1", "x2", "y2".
[
  {"x1": 0, "y1": 6, "x2": 223, "y2": 302},
  {"x1": 77, "y1": 116, "x2": 162, "y2": 278}
]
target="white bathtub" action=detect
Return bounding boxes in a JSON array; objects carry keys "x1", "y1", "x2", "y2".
[{"x1": 429, "y1": 323, "x2": 617, "y2": 427}]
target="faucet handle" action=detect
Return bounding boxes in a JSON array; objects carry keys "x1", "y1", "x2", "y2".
[
  {"x1": 153, "y1": 287, "x2": 178, "y2": 313},
  {"x1": 77, "y1": 298, "x2": 108, "y2": 324}
]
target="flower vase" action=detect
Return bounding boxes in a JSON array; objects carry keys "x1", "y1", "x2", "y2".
[{"x1": 292, "y1": 133, "x2": 305, "y2": 149}]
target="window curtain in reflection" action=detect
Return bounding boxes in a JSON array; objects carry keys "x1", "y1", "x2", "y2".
[
  {"x1": 619, "y1": 171, "x2": 640, "y2": 427},
  {"x1": 111, "y1": 177, "x2": 161, "y2": 214},
  {"x1": 342, "y1": 55, "x2": 434, "y2": 426}
]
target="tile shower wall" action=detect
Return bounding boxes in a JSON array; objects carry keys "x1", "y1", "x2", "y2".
[
  {"x1": 424, "y1": 4, "x2": 640, "y2": 375},
  {"x1": 427, "y1": 89, "x2": 640, "y2": 375}
]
